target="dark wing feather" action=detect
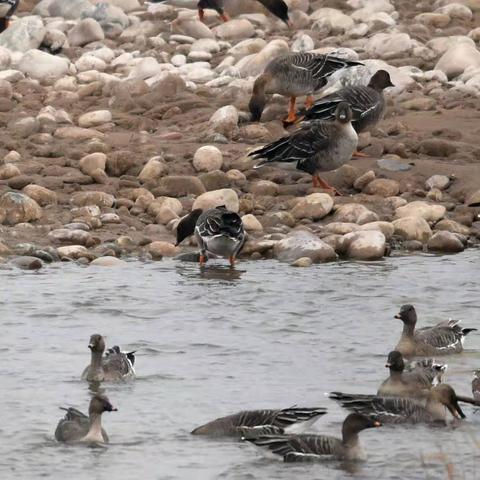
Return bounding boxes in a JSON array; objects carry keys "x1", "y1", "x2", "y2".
[
  {"x1": 103, "y1": 347, "x2": 134, "y2": 376},
  {"x1": 256, "y1": 0, "x2": 290, "y2": 24},
  {"x1": 198, "y1": 0, "x2": 225, "y2": 15}
]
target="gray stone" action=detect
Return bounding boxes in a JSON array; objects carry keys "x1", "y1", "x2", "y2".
[
  {"x1": 48, "y1": 0, "x2": 95, "y2": 19},
  {"x1": 67, "y1": 18, "x2": 105, "y2": 47},
  {"x1": 0, "y1": 16, "x2": 46, "y2": 53},
  {"x1": 377, "y1": 158, "x2": 412, "y2": 172},
  {"x1": 83, "y1": 3, "x2": 130, "y2": 31},
  {"x1": 428, "y1": 231, "x2": 465, "y2": 253},
  {"x1": 274, "y1": 230, "x2": 337, "y2": 263}
]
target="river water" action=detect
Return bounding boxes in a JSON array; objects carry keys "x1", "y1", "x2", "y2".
[{"x1": 1, "y1": 251, "x2": 479, "y2": 480}]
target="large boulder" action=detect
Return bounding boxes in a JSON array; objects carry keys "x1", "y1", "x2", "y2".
[
  {"x1": 273, "y1": 230, "x2": 337, "y2": 263},
  {"x1": 291, "y1": 193, "x2": 334, "y2": 220},
  {"x1": 192, "y1": 188, "x2": 239, "y2": 212},
  {"x1": 394, "y1": 201, "x2": 446, "y2": 222},
  {"x1": 340, "y1": 230, "x2": 386, "y2": 260},
  {"x1": 0, "y1": 16, "x2": 46, "y2": 53},
  {"x1": 392, "y1": 216, "x2": 432, "y2": 242},
  {"x1": 435, "y1": 42, "x2": 480, "y2": 79},
  {"x1": 18, "y1": 50, "x2": 70, "y2": 81},
  {"x1": 0, "y1": 192, "x2": 42, "y2": 225},
  {"x1": 427, "y1": 231, "x2": 465, "y2": 253}
]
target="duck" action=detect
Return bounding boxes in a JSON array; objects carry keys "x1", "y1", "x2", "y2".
[
  {"x1": 54, "y1": 395, "x2": 117, "y2": 444},
  {"x1": 249, "y1": 102, "x2": 357, "y2": 194},
  {"x1": 473, "y1": 370, "x2": 480, "y2": 400},
  {"x1": 0, "y1": 0, "x2": 19, "y2": 33},
  {"x1": 175, "y1": 205, "x2": 246, "y2": 266},
  {"x1": 377, "y1": 351, "x2": 446, "y2": 398},
  {"x1": 393, "y1": 304, "x2": 477, "y2": 358},
  {"x1": 192, "y1": 406, "x2": 327, "y2": 437},
  {"x1": 329, "y1": 384, "x2": 479, "y2": 425},
  {"x1": 249, "y1": 52, "x2": 362, "y2": 126},
  {"x1": 81, "y1": 334, "x2": 136, "y2": 382},
  {"x1": 147, "y1": 0, "x2": 290, "y2": 25},
  {"x1": 243, "y1": 413, "x2": 381, "y2": 462},
  {"x1": 303, "y1": 69, "x2": 393, "y2": 156}
]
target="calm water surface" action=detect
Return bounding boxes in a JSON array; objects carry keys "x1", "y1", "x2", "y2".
[{"x1": 1, "y1": 251, "x2": 480, "y2": 480}]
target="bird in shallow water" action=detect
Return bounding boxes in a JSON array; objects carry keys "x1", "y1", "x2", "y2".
[
  {"x1": 473, "y1": 370, "x2": 480, "y2": 401},
  {"x1": 147, "y1": 0, "x2": 290, "y2": 25},
  {"x1": 54, "y1": 395, "x2": 117, "y2": 444},
  {"x1": 303, "y1": 69, "x2": 393, "y2": 156},
  {"x1": 378, "y1": 351, "x2": 446, "y2": 398},
  {"x1": 249, "y1": 102, "x2": 357, "y2": 195},
  {"x1": 243, "y1": 413, "x2": 381, "y2": 462},
  {"x1": 249, "y1": 52, "x2": 362, "y2": 126},
  {"x1": 191, "y1": 406, "x2": 327, "y2": 437},
  {"x1": 175, "y1": 205, "x2": 246, "y2": 266},
  {"x1": 393, "y1": 304, "x2": 477, "y2": 358},
  {"x1": 329, "y1": 384, "x2": 479, "y2": 425},
  {"x1": 0, "y1": 0, "x2": 19, "y2": 33},
  {"x1": 81, "y1": 334, "x2": 136, "y2": 382}
]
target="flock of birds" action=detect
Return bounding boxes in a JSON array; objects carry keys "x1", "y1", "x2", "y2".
[{"x1": 56, "y1": 306, "x2": 479, "y2": 466}]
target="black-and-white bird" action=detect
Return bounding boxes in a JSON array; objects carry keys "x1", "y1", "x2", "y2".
[
  {"x1": 54, "y1": 395, "x2": 117, "y2": 444},
  {"x1": 175, "y1": 206, "x2": 246, "y2": 266},
  {"x1": 191, "y1": 407, "x2": 327, "y2": 437},
  {"x1": 394, "y1": 304, "x2": 477, "y2": 358},
  {"x1": 243, "y1": 413, "x2": 381, "y2": 462},
  {"x1": 0, "y1": 0, "x2": 19, "y2": 33},
  {"x1": 81, "y1": 334, "x2": 136, "y2": 382},
  {"x1": 249, "y1": 52, "x2": 362, "y2": 125},
  {"x1": 249, "y1": 102, "x2": 357, "y2": 194}
]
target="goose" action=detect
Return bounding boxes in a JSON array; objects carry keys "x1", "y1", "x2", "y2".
[
  {"x1": 0, "y1": 0, "x2": 19, "y2": 33},
  {"x1": 303, "y1": 69, "x2": 393, "y2": 156},
  {"x1": 192, "y1": 406, "x2": 327, "y2": 437},
  {"x1": 249, "y1": 52, "x2": 362, "y2": 126},
  {"x1": 175, "y1": 206, "x2": 246, "y2": 266},
  {"x1": 329, "y1": 384, "x2": 479, "y2": 425},
  {"x1": 394, "y1": 304, "x2": 477, "y2": 358},
  {"x1": 81, "y1": 334, "x2": 136, "y2": 382},
  {"x1": 54, "y1": 395, "x2": 117, "y2": 444},
  {"x1": 147, "y1": 0, "x2": 290, "y2": 25},
  {"x1": 473, "y1": 370, "x2": 480, "y2": 400},
  {"x1": 243, "y1": 413, "x2": 381, "y2": 462},
  {"x1": 377, "y1": 351, "x2": 446, "y2": 397},
  {"x1": 249, "y1": 102, "x2": 357, "y2": 194}
]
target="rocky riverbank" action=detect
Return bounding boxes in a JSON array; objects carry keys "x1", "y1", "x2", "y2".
[{"x1": 0, "y1": 0, "x2": 479, "y2": 269}]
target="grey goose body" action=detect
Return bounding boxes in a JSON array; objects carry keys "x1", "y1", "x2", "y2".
[
  {"x1": 192, "y1": 407, "x2": 327, "y2": 437},
  {"x1": 249, "y1": 52, "x2": 362, "y2": 124},
  {"x1": 81, "y1": 334, "x2": 136, "y2": 382},
  {"x1": 250, "y1": 102, "x2": 357, "y2": 193},
  {"x1": 55, "y1": 395, "x2": 117, "y2": 444},
  {"x1": 394, "y1": 305, "x2": 477, "y2": 358},
  {"x1": 304, "y1": 70, "x2": 393, "y2": 133},
  {"x1": 243, "y1": 413, "x2": 380, "y2": 462},
  {"x1": 473, "y1": 370, "x2": 480, "y2": 400}
]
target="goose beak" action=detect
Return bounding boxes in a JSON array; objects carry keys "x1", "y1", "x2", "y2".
[
  {"x1": 373, "y1": 420, "x2": 381, "y2": 427},
  {"x1": 88, "y1": 344, "x2": 94, "y2": 350},
  {"x1": 394, "y1": 314, "x2": 401, "y2": 319},
  {"x1": 385, "y1": 363, "x2": 391, "y2": 368}
]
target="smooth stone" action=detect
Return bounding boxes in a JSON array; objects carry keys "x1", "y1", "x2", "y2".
[
  {"x1": 395, "y1": 201, "x2": 446, "y2": 222},
  {"x1": 366, "y1": 32, "x2": 413, "y2": 60},
  {"x1": 147, "y1": 197, "x2": 183, "y2": 217},
  {"x1": 353, "y1": 170, "x2": 375, "y2": 190},
  {"x1": 11, "y1": 256, "x2": 43, "y2": 270},
  {"x1": 148, "y1": 241, "x2": 177, "y2": 259},
  {"x1": 0, "y1": 192, "x2": 42, "y2": 225},
  {"x1": 291, "y1": 257, "x2": 313, "y2": 267},
  {"x1": 48, "y1": 228, "x2": 93, "y2": 246},
  {"x1": 291, "y1": 193, "x2": 334, "y2": 220},
  {"x1": 22, "y1": 184, "x2": 57, "y2": 206},
  {"x1": 90, "y1": 256, "x2": 126, "y2": 266},
  {"x1": 425, "y1": 174, "x2": 450, "y2": 191},
  {"x1": 274, "y1": 230, "x2": 337, "y2": 263},
  {"x1": 56, "y1": 245, "x2": 90, "y2": 260},
  {"x1": 392, "y1": 216, "x2": 432, "y2": 242},
  {"x1": 428, "y1": 231, "x2": 464, "y2": 252},
  {"x1": 78, "y1": 110, "x2": 112, "y2": 128},
  {"x1": 54, "y1": 127, "x2": 104, "y2": 140},
  {"x1": 377, "y1": 158, "x2": 412, "y2": 172},
  {"x1": 67, "y1": 18, "x2": 105, "y2": 46},
  {"x1": 241, "y1": 214, "x2": 263, "y2": 231},
  {"x1": 157, "y1": 176, "x2": 206, "y2": 197},
  {"x1": 333, "y1": 203, "x2": 379, "y2": 224},
  {"x1": 208, "y1": 105, "x2": 238, "y2": 138},
  {"x1": 465, "y1": 189, "x2": 480, "y2": 206},
  {"x1": 193, "y1": 146, "x2": 223, "y2": 172},
  {"x1": 435, "y1": 42, "x2": 480, "y2": 79},
  {"x1": 435, "y1": 219, "x2": 470, "y2": 236},
  {"x1": 0, "y1": 16, "x2": 46, "y2": 53},
  {"x1": 213, "y1": 19, "x2": 254, "y2": 40},
  {"x1": 71, "y1": 191, "x2": 115, "y2": 207},
  {"x1": 0, "y1": 163, "x2": 20, "y2": 179},
  {"x1": 192, "y1": 188, "x2": 239, "y2": 213},
  {"x1": 138, "y1": 157, "x2": 168, "y2": 181},
  {"x1": 18, "y1": 49, "x2": 70, "y2": 81},
  {"x1": 363, "y1": 178, "x2": 400, "y2": 197},
  {"x1": 79, "y1": 152, "x2": 107, "y2": 176},
  {"x1": 359, "y1": 221, "x2": 395, "y2": 240},
  {"x1": 250, "y1": 180, "x2": 279, "y2": 196},
  {"x1": 340, "y1": 230, "x2": 386, "y2": 260}
]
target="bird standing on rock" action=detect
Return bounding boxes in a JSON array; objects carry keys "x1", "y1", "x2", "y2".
[
  {"x1": 250, "y1": 102, "x2": 358, "y2": 195},
  {"x1": 249, "y1": 52, "x2": 363, "y2": 126},
  {"x1": 0, "y1": 0, "x2": 19, "y2": 33},
  {"x1": 176, "y1": 205, "x2": 246, "y2": 266}
]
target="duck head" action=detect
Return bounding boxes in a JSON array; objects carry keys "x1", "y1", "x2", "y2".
[
  {"x1": 342, "y1": 412, "x2": 381, "y2": 440},
  {"x1": 385, "y1": 350, "x2": 404, "y2": 372},
  {"x1": 89, "y1": 395, "x2": 117, "y2": 415},
  {"x1": 431, "y1": 384, "x2": 466, "y2": 419},
  {"x1": 176, "y1": 209, "x2": 203, "y2": 246},
  {"x1": 88, "y1": 334, "x2": 106, "y2": 354},
  {"x1": 368, "y1": 70, "x2": 394, "y2": 91},
  {"x1": 394, "y1": 304, "x2": 417, "y2": 326},
  {"x1": 249, "y1": 74, "x2": 270, "y2": 122},
  {"x1": 334, "y1": 102, "x2": 353, "y2": 124}
]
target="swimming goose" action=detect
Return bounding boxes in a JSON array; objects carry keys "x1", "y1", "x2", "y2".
[
  {"x1": 0, "y1": 0, "x2": 19, "y2": 33},
  {"x1": 473, "y1": 371, "x2": 480, "y2": 400},
  {"x1": 329, "y1": 384, "x2": 479, "y2": 425},
  {"x1": 249, "y1": 102, "x2": 357, "y2": 194},
  {"x1": 249, "y1": 53, "x2": 362, "y2": 125},
  {"x1": 394, "y1": 304, "x2": 477, "y2": 358},
  {"x1": 54, "y1": 395, "x2": 117, "y2": 444},
  {"x1": 191, "y1": 407, "x2": 327, "y2": 437},
  {"x1": 148, "y1": 0, "x2": 290, "y2": 25},
  {"x1": 304, "y1": 70, "x2": 393, "y2": 133},
  {"x1": 377, "y1": 351, "x2": 446, "y2": 398},
  {"x1": 243, "y1": 413, "x2": 381, "y2": 462},
  {"x1": 81, "y1": 334, "x2": 136, "y2": 382},
  {"x1": 175, "y1": 206, "x2": 246, "y2": 266}
]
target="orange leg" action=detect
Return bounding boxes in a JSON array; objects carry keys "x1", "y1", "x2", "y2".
[
  {"x1": 229, "y1": 255, "x2": 236, "y2": 267},
  {"x1": 352, "y1": 150, "x2": 369, "y2": 158},
  {"x1": 199, "y1": 254, "x2": 207, "y2": 266},
  {"x1": 313, "y1": 175, "x2": 342, "y2": 196},
  {"x1": 282, "y1": 97, "x2": 297, "y2": 126},
  {"x1": 305, "y1": 95, "x2": 314, "y2": 109},
  {"x1": 219, "y1": 13, "x2": 230, "y2": 22},
  {"x1": 198, "y1": 8, "x2": 205, "y2": 23}
]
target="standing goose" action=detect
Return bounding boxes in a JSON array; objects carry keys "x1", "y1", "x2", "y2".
[
  {"x1": 175, "y1": 206, "x2": 246, "y2": 266},
  {"x1": 249, "y1": 52, "x2": 362, "y2": 125},
  {"x1": 473, "y1": 370, "x2": 480, "y2": 400},
  {"x1": 243, "y1": 413, "x2": 381, "y2": 462},
  {"x1": 394, "y1": 304, "x2": 477, "y2": 358},
  {"x1": 329, "y1": 384, "x2": 478, "y2": 425},
  {"x1": 54, "y1": 395, "x2": 117, "y2": 444},
  {"x1": 304, "y1": 69, "x2": 393, "y2": 155},
  {"x1": 191, "y1": 407, "x2": 327, "y2": 437},
  {"x1": 0, "y1": 0, "x2": 19, "y2": 33},
  {"x1": 81, "y1": 334, "x2": 136, "y2": 382},
  {"x1": 147, "y1": 0, "x2": 290, "y2": 25},
  {"x1": 249, "y1": 102, "x2": 357, "y2": 194},
  {"x1": 378, "y1": 351, "x2": 446, "y2": 398}
]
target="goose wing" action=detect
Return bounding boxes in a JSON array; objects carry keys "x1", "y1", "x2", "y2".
[
  {"x1": 55, "y1": 407, "x2": 89, "y2": 442},
  {"x1": 103, "y1": 346, "x2": 136, "y2": 377},
  {"x1": 415, "y1": 322, "x2": 465, "y2": 350},
  {"x1": 196, "y1": 208, "x2": 244, "y2": 239},
  {"x1": 473, "y1": 372, "x2": 480, "y2": 400}
]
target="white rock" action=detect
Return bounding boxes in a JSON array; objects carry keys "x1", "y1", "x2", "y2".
[
  {"x1": 310, "y1": 8, "x2": 354, "y2": 33},
  {"x1": 127, "y1": 57, "x2": 162, "y2": 80},
  {"x1": 208, "y1": 105, "x2": 238, "y2": 138},
  {"x1": 193, "y1": 146, "x2": 223, "y2": 172},
  {"x1": 291, "y1": 193, "x2": 334, "y2": 220},
  {"x1": 43, "y1": 0, "x2": 95, "y2": 19},
  {"x1": 79, "y1": 152, "x2": 107, "y2": 176},
  {"x1": 78, "y1": 110, "x2": 112, "y2": 128},
  {"x1": 75, "y1": 54, "x2": 107, "y2": 72},
  {"x1": 213, "y1": 19, "x2": 254, "y2": 40},
  {"x1": 193, "y1": 188, "x2": 239, "y2": 212},
  {"x1": 274, "y1": 230, "x2": 337, "y2": 263},
  {"x1": 436, "y1": 3, "x2": 473, "y2": 19},
  {"x1": 242, "y1": 214, "x2": 263, "y2": 231},
  {"x1": 172, "y1": 18, "x2": 214, "y2": 39},
  {"x1": 425, "y1": 175, "x2": 450, "y2": 191},
  {"x1": 392, "y1": 216, "x2": 432, "y2": 242},
  {"x1": 171, "y1": 54, "x2": 187, "y2": 67},
  {"x1": 0, "y1": 16, "x2": 46, "y2": 53},
  {"x1": 366, "y1": 32, "x2": 414, "y2": 60},
  {"x1": 228, "y1": 38, "x2": 266, "y2": 57},
  {"x1": 190, "y1": 38, "x2": 221, "y2": 53},
  {"x1": 435, "y1": 42, "x2": 480, "y2": 79},
  {"x1": 395, "y1": 201, "x2": 446, "y2": 222},
  {"x1": 237, "y1": 39, "x2": 289, "y2": 77},
  {"x1": 341, "y1": 230, "x2": 386, "y2": 260},
  {"x1": 90, "y1": 256, "x2": 126, "y2": 266},
  {"x1": 18, "y1": 49, "x2": 69, "y2": 82},
  {"x1": 67, "y1": 18, "x2": 105, "y2": 46},
  {"x1": 138, "y1": 157, "x2": 168, "y2": 181},
  {"x1": 291, "y1": 34, "x2": 315, "y2": 52}
]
